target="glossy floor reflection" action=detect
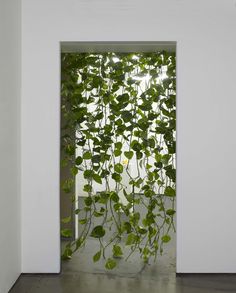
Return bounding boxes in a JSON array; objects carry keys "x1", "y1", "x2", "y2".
[{"x1": 10, "y1": 232, "x2": 236, "y2": 293}]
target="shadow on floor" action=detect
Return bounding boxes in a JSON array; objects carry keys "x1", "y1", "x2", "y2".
[{"x1": 10, "y1": 231, "x2": 236, "y2": 293}]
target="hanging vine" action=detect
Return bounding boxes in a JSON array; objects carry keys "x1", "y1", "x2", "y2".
[{"x1": 61, "y1": 51, "x2": 176, "y2": 269}]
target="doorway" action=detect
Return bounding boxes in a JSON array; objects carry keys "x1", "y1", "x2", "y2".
[{"x1": 60, "y1": 42, "x2": 176, "y2": 275}]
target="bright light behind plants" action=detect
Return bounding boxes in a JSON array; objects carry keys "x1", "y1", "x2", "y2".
[{"x1": 61, "y1": 51, "x2": 176, "y2": 270}]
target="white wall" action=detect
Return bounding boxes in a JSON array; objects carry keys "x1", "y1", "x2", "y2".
[
  {"x1": 21, "y1": 0, "x2": 236, "y2": 273},
  {"x1": 0, "y1": 0, "x2": 21, "y2": 291}
]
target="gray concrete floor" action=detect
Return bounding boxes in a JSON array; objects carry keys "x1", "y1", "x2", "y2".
[
  {"x1": 9, "y1": 234, "x2": 236, "y2": 293},
  {"x1": 9, "y1": 198, "x2": 236, "y2": 293}
]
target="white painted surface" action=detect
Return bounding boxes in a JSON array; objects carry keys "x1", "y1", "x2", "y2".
[
  {"x1": 0, "y1": 0, "x2": 21, "y2": 291},
  {"x1": 21, "y1": 0, "x2": 236, "y2": 273}
]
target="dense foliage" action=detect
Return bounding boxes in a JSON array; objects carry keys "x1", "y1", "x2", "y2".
[{"x1": 61, "y1": 51, "x2": 176, "y2": 269}]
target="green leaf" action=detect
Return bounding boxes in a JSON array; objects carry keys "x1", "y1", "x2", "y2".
[
  {"x1": 126, "y1": 233, "x2": 138, "y2": 245},
  {"x1": 79, "y1": 219, "x2": 87, "y2": 225},
  {"x1": 65, "y1": 145, "x2": 75, "y2": 156},
  {"x1": 75, "y1": 208, "x2": 81, "y2": 214},
  {"x1": 124, "y1": 151, "x2": 134, "y2": 159},
  {"x1": 134, "y1": 178, "x2": 143, "y2": 188},
  {"x1": 164, "y1": 165, "x2": 176, "y2": 182},
  {"x1": 155, "y1": 153, "x2": 162, "y2": 163},
  {"x1": 130, "y1": 212, "x2": 140, "y2": 225},
  {"x1": 114, "y1": 149, "x2": 122, "y2": 157},
  {"x1": 113, "y1": 202, "x2": 121, "y2": 212},
  {"x1": 90, "y1": 225, "x2": 105, "y2": 238},
  {"x1": 164, "y1": 186, "x2": 176, "y2": 197},
  {"x1": 61, "y1": 247, "x2": 73, "y2": 260},
  {"x1": 110, "y1": 191, "x2": 119, "y2": 203},
  {"x1": 117, "y1": 93, "x2": 129, "y2": 103},
  {"x1": 121, "y1": 110, "x2": 133, "y2": 122},
  {"x1": 92, "y1": 173, "x2": 102, "y2": 184},
  {"x1": 105, "y1": 258, "x2": 117, "y2": 270},
  {"x1": 84, "y1": 197, "x2": 93, "y2": 206},
  {"x1": 115, "y1": 142, "x2": 122, "y2": 150},
  {"x1": 123, "y1": 222, "x2": 132, "y2": 233},
  {"x1": 93, "y1": 251, "x2": 102, "y2": 262},
  {"x1": 92, "y1": 154, "x2": 101, "y2": 164},
  {"x1": 83, "y1": 151, "x2": 92, "y2": 160},
  {"x1": 75, "y1": 156, "x2": 83, "y2": 165},
  {"x1": 161, "y1": 154, "x2": 171, "y2": 165},
  {"x1": 144, "y1": 189, "x2": 155, "y2": 198},
  {"x1": 148, "y1": 138, "x2": 155, "y2": 148},
  {"x1": 98, "y1": 192, "x2": 110, "y2": 204},
  {"x1": 62, "y1": 179, "x2": 74, "y2": 193},
  {"x1": 61, "y1": 158, "x2": 68, "y2": 168},
  {"x1": 113, "y1": 244, "x2": 123, "y2": 257},
  {"x1": 136, "y1": 151, "x2": 143, "y2": 160},
  {"x1": 94, "y1": 211, "x2": 104, "y2": 217},
  {"x1": 95, "y1": 112, "x2": 103, "y2": 120},
  {"x1": 131, "y1": 140, "x2": 142, "y2": 152},
  {"x1": 137, "y1": 226, "x2": 147, "y2": 235},
  {"x1": 83, "y1": 169, "x2": 93, "y2": 179},
  {"x1": 61, "y1": 216, "x2": 71, "y2": 224},
  {"x1": 112, "y1": 172, "x2": 122, "y2": 182},
  {"x1": 166, "y1": 209, "x2": 176, "y2": 216},
  {"x1": 115, "y1": 118, "x2": 123, "y2": 126},
  {"x1": 70, "y1": 166, "x2": 78, "y2": 176},
  {"x1": 101, "y1": 169, "x2": 110, "y2": 177},
  {"x1": 61, "y1": 229, "x2": 72, "y2": 238},
  {"x1": 114, "y1": 163, "x2": 123, "y2": 174},
  {"x1": 161, "y1": 234, "x2": 171, "y2": 243},
  {"x1": 75, "y1": 237, "x2": 84, "y2": 251},
  {"x1": 83, "y1": 184, "x2": 92, "y2": 192}
]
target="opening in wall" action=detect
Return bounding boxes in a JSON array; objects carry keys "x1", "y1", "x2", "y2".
[{"x1": 60, "y1": 42, "x2": 176, "y2": 274}]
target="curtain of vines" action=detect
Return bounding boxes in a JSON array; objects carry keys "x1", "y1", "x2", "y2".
[{"x1": 61, "y1": 51, "x2": 176, "y2": 269}]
